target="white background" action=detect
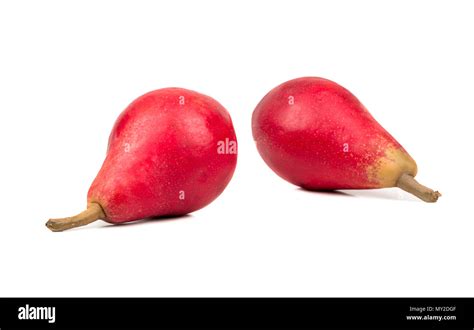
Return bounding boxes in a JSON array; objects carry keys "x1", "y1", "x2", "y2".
[{"x1": 1, "y1": 0, "x2": 473, "y2": 297}]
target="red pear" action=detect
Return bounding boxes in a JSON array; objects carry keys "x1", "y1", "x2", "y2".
[
  {"x1": 252, "y1": 77, "x2": 440, "y2": 202},
  {"x1": 47, "y1": 88, "x2": 238, "y2": 231}
]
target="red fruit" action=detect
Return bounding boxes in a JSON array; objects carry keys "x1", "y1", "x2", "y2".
[
  {"x1": 252, "y1": 77, "x2": 440, "y2": 202},
  {"x1": 47, "y1": 88, "x2": 237, "y2": 231}
]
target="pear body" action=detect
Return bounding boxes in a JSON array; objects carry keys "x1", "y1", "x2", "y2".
[
  {"x1": 88, "y1": 88, "x2": 237, "y2": 223},
  {"x1": 252, "y1": 77, "x2": 416, "y2": 190}
]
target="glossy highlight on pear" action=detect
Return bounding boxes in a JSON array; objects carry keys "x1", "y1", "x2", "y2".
[{"x1": 252, "y1": 77, "x2": 440, "y2": 202}]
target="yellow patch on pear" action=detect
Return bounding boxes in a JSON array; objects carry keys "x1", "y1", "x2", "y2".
[{"x1": 367, "y1": 147, "x2": 418, "y2": 187}]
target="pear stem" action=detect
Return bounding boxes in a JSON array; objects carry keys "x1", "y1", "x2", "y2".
[
  {"x1": 46, "y1": 202, "x2": 105, "y2": 232},
  {"x1": 396, "y1": 173, "x2": 441, "y2": 203}
]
